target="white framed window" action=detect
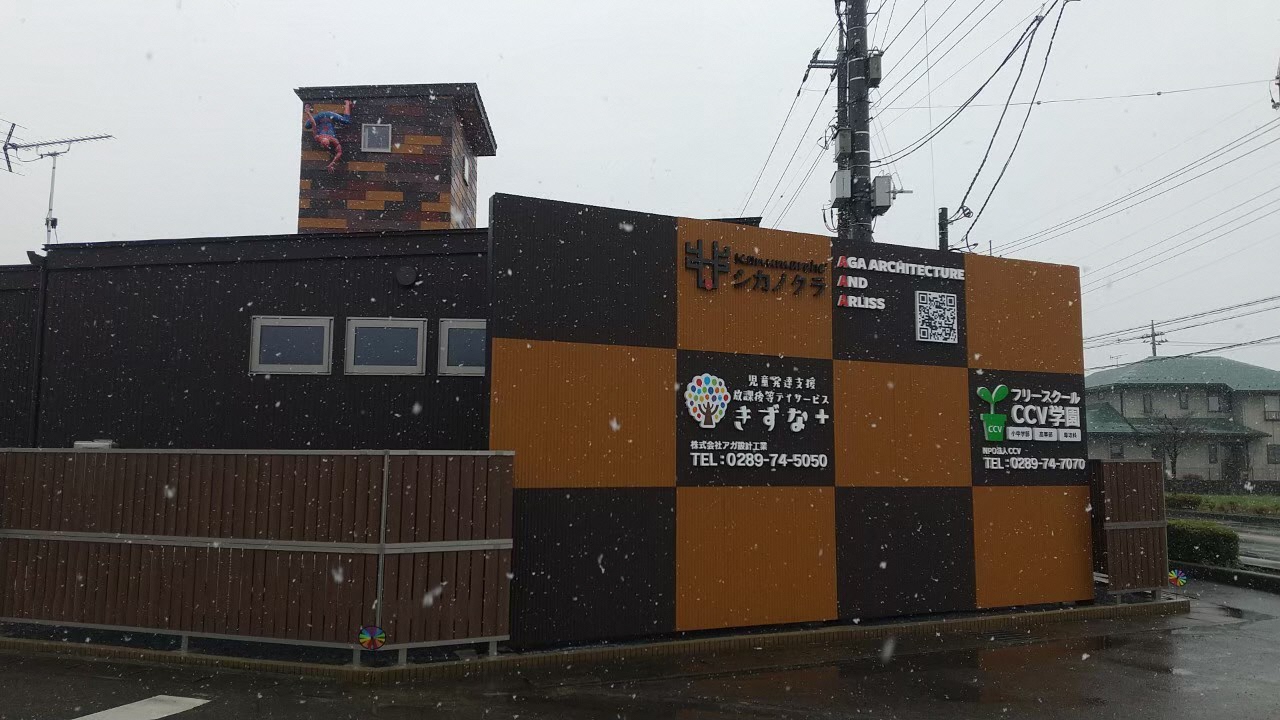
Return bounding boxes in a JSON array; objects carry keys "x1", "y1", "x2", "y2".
[
  {"x1": 463, "y1": 154, "x2": 473, "y2": 186},
  {"x1": 250, "y1": 316, "x2": 333, "y2": 374},
  {"x1": 361, "y1": 123, "x2": 392, "y2": 153},
  {"x1": 438, "y1": 319, "x2": 486, "y2": 376},
  {"x1": 346, "y1": 318, "x2": 427, "y2": 375}
]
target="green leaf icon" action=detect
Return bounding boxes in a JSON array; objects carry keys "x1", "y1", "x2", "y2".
[
  {"x1": 977, "y1": 384, "x2": 1009, "y2": 414},
  {"x1": 991, "y1": 384, "x2": 1009, "y2": 403}
]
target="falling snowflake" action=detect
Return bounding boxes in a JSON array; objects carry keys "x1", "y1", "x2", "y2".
[{"x1": 880, "y1": 637, "x2": 896, "y2": 663}]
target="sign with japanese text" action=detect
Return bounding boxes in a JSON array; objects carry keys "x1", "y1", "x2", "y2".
[
  {"x1": 830, "y1": 242, "x2": 968, "y2": 367},
  {"x1": 676, "y1": 351, "x2": 834, "y2": 486},
  {"x1": 969, "y1": 370, "x2": 1088, "y2": 486},
  {"x1": 684, "y1": 239, "x2": 828, "y2": 299}
]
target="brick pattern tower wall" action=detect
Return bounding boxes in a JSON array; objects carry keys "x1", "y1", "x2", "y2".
[
  {"x1": 295, "y1": 85, "x2": 495, "y2": 233},
  {"x1": 450, "y1": 117, "x2": 478, "y2": 230}
]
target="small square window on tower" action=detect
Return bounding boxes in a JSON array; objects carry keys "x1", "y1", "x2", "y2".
[{"x1": 361, "y1": 123, "x2": 392, "y2": 153}]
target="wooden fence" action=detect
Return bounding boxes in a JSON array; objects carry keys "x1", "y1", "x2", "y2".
[
  {"x1": 0, "y1": 449, "x2": 512, "y2": 656},
  {"x1": 1088, "y1": 459, "x2": 1168, "y2": 594}
]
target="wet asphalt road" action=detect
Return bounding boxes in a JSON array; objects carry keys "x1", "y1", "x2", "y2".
[
  {"x1": 1, "y1": 581, "x2": 1278, "y2": 720},
  {"x1": 1213, "y1": 518, "x2": 1280, "y2": 570}
]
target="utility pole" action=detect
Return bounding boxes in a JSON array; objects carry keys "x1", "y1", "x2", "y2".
[
  {"x1": 1138, "y1": 320, "x2": 1167, "y2": 357},
  {"x1": 809, "y1": 3, "x2": 892, "y2": 238},
  {"x1": 831, "y1": 0, "x2": 874, "y2": 242},
  {"x1": 2, "y1": 129, "x2": 113, "y2": 244},
  {"x1": 937, "y1": 207, "x2": 949, "y2": 251}
]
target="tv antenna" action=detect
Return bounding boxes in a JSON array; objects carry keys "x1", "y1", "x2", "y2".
[{"x1": 2, "y1": 126, "x2": 113, "y2": 244}]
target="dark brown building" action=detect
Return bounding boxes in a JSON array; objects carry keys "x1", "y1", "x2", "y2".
[
  {"x1": 296, "y1": 84, "x2": 496, "y2": 233},
  {"x1": 0, "y1": 82, "x2": 1098, "y2": 650}
]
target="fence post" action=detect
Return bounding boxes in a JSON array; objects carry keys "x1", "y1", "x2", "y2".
[{"x1": 375, "y1": 450, "x2": 390, "y2": 630}]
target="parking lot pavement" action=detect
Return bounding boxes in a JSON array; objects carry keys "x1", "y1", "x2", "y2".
[{"x1": 3, "y1": 583, "x2": 1279, "y2": 720}]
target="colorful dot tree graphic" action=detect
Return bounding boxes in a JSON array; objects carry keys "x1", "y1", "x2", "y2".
[{"x1": 685, "y1": 374, "x2": 731, "y2": 428}]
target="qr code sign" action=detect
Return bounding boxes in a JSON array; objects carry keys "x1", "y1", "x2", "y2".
[{"x1": 915, "y1": 291, "x2": 958, "y2": 344}]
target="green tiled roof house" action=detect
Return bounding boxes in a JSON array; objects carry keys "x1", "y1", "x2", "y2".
[{"x1": 1086, "y1": 356, "x2": 1280, "y2": 488}]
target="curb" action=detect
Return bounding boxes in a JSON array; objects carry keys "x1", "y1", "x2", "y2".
[
  {"x1": 1169, "y1": 509, "x2": 1280, "y2": 528},
  {"x1": 1170, "y1": 560, "x2": 1280, "y2": 594},
  {"x1": 0, "y1": 599, "x2": 1189, "y2": 685}
]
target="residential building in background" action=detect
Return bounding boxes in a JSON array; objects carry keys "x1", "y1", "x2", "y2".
[{"x1": 1085, "y1": 356, "x2": 1280, "y2": 488}]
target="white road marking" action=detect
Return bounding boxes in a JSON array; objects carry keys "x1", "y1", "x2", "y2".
[{"x1": 70, "y1": 695, "x2": 209, "y2": 720}]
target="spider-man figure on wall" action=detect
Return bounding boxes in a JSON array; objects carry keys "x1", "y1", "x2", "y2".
[{"x1": 303, "y1": 100, "x2": 354, "y2": 171}]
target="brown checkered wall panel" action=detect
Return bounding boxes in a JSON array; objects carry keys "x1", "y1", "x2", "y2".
[{"x1": 489, "y1": 194, "x2": 1093, "y2": 645}]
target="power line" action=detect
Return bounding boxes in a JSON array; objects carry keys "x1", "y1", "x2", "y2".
[
  {"x1": 738, "y1": 92, "x2": 804, "y2": 216},
  {"x1": 884, "y1": 79, "x2": 1273, "y2": 110},
  {"x1": 1082, "y1": 201, "x2": 1280, "y2": 295},
  {"x1": 874, "y1": 0, "x2": 899, "y2": 48},
  {"x1": 882, "y1": 0, "x2": 928, "y2": 52},
  {"x1": 1011, "y1": 132, "x2": 1280, "y2": 257},
  {"x1": 872, "y1": 9, "x2": 1045, "y2": 167},
  {"x1": 1086, "y1": 292, "x2": 1280, "y2": 342},
  {"x1": 875, "y1": 2, "x2": 1032, "y2": 125},
  {"x1": 1086, "y1": 229, "x2": 1279, "y2": 314},
  {"x1": 758, "y1": 78, "x2": 835, "y2": 219},
  {"x1": 957, "y1": 0, "x2": 1070, "y2": 252},
  {"x1": 998, "y1": 116, "x2": 1280, "y2": 252},
  {"x1": 880, "y1": 0, "x2": 964, "y2": 81},
  {"x1": 877, "y1": 0, "x2": 1002, "y2": 100},
  {"x1": 1067, "y1": 157, "x2": 1275, "y2": 270},
  {"x1": 737, "y1": 22, "x2": 839, "y2": 216},
  {"x1": 1079, "y1": 181, "x2": 1280, "y2": 290},
  {"x1": 995, "y1": 118, "x2": 1280, "y2": 255},
  {"x1": 774, "y1": 136, "x2": 832, "y2": 227},
  {"x1": 771, "y1": 116, "x2": 836, "y2": 226},
  {"x1": 999, "y1": 97, "x2": 1261, "y2": 241},
  {"x1": 1086, "y1": 333, "x2": 1280, "y2": 372},
  {"x1": 868, "y1": 0, "x2": 891, "y2": 39},
  {"x1": 950, "y1": 6, "x2": 1045, "y2": 240},
  {"x1": 1086, "y1": 302, "x2": 1280, "y2": 348}
]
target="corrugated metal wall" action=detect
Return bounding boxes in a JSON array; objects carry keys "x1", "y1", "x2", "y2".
[
  {"x1": 972, "y1": 486, "x2": 1094, "y2": 608},
  {"x1": 834, "y1": 361, "x2": 971, "y2": 487},
  {"x1": 675, "y1": 487, "x2": 836, "y2": 630},
  {"x1": 489, "y1": 338, "x2": 675, "y2": 488},
  {"x1": 0, "y1": 269, "x2": 37, "y2": 447},
  {"x1": 34, "y1": 237, "x2": 489, "y2": 450},
  {"x1": 675, "y1": 218, "x2": 832, "y2": 359}
]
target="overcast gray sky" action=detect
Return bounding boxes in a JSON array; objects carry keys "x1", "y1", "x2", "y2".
[{"x1": 3, "y1": 0, "x2": 1279, "y2": 371}]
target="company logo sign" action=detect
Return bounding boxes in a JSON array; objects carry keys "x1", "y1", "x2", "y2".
[
  {"x1": 685, "y1": 373, "x2": 731, "y2": 428},
  {"x1": 683, "y1": 239, "x2": 827, "y2": 296},
  {"x1": 976, "y1": 383, "x2": 1083, "y2": 444},
  {"x1": 976, "y1": 384, "x2": 1010, "y2": 442}
]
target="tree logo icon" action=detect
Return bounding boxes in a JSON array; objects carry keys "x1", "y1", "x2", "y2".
[
  {"x1": 976, "y1": 384, "x2": 1010, "y2": 442},
  {"x1": 685, "y1": 373, "x2": 731, "y2": 428}
]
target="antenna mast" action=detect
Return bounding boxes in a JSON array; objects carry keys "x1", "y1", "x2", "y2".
[{"x1": 2, "y1": 130, "x2": 113, "y2": 244}]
